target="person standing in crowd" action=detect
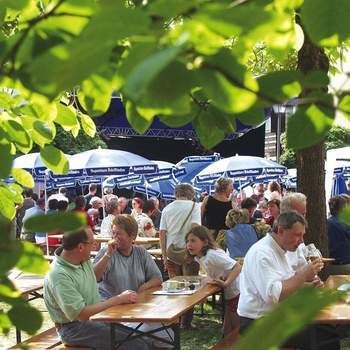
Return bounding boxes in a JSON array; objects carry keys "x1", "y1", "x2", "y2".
[
  {"x1": 267, "y1": 181, "x2": 283, "y2": 201},
  {"x1": 74, "y1": 196, "x2": 95, "y2": 230},
  {"x1": 44, "y1": 228, "x2": 149, "y2": 350},
  {"x1": 149, "y1": 196, "x2": 162, "y2": 229},
  {"x1": 131, "y1": 197, "x2": 143, "y2": 218},
  {"x1": 186, "y1": 225, "x2": 241, "y2": 336},
  {"x1": 16, "y1": 189, "x2": 35, "y2": 238},
  {"x1": 21, "y1": 197, "x2": 46, "y2": 244},
  {"x1": 159, "y1": 183, "x2": 201, "y2": 329},
  {"x1": 201, "y1": 178, "x2": 233, "y2": 239},
  {"x1": 327, "y1": 194, "x2": 350, "y2": 274},
  {"x1": 251, "y1": 183, "x2": 266, "y2": 204},
  {"x1": 135, "y1": 200, "x2": 157, "y2": 239},
  {"x1": 238, "y1": 211, "x2": 339, "y2": 349},
  {"x1": 100, "y1": 198, "x2": 120, "y2": 237},
  {"x1": 84, "y1": 184, "x2": 98, "y2": 210},
  {"x1": 118, "y1": 197, "x2": 132, "y2": 214}
]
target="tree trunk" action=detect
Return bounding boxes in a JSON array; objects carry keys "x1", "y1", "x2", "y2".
[
  {"x1": 296, "y1": 143, "x2": 328, "y2": 255},
  {"x1": 296, "y1": 21, "x2": 329, "y2": 256}
]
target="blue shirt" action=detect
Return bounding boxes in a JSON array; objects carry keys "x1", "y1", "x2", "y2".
[
  {"x1": 328, "y1": 215, "x2": 350, "y2": 264},
  {"x1": 226, "y1": 224, "x2": 258, "y2": 258}
]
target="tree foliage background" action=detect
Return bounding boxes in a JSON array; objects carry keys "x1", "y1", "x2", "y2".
[{"x1": 1, "y1": 0, "x2": 350, "y2": 347}]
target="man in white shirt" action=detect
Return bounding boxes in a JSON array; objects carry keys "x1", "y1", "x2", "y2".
[
  {"x1": 159, "y1": 183, "x2": 201, "y2": 329},
  {"x1": 238, "y1": 211, "x2": 340, "y2": 349}
]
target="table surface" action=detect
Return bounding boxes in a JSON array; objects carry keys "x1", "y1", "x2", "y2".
[
  {"x1": 9, "y1": 270, "x2": 44, "y2": 297},
  {"x1": 315, "y1": 275, "x2": 350, "y2": 324},
  {"x1": 90, "y1": 277, "x2": 220, "y2": 323}
]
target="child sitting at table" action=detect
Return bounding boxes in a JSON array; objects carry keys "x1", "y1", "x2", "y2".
[{"x1": 185, "y1": 225, "x2": 241, "y2": 337}]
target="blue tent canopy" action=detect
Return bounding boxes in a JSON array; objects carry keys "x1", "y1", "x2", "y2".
[{"x1": 94, "y1": 97, "x2": 267, "y2": 140}]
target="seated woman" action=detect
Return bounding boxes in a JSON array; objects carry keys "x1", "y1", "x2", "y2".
[
  {"x1": 225, "y1": 208, "x2": 258, "y2": 259},
  {"x1": 93, "y1": 214, "x2": 169, "y2": 346},
  {"x1": 327, "y1": 194, "x2": 350, "y2": 275},
  {"x1": 93, "y1": 214, "x2": 162, "y2": 298}
]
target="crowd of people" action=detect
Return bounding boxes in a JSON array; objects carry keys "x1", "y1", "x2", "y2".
[{"x1": 13, "y1": 178, "x2": 350, "y2": 349}]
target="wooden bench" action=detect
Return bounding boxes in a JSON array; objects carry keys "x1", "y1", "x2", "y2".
[
  {"x1": 9, "y1": 327, "x2": 92, "y2": 350},
  {"x1": 210, "y1": 328, "x2": 240, "y2": 350}
]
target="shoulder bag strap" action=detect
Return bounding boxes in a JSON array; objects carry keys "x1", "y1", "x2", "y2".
[{"x1": 179, "y1": 201, "x2": 196, "y2": 232}]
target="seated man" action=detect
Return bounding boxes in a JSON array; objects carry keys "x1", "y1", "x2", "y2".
[
  {"x1": 238, "y1": 211, "x2": 340, "y2": 350},
  {"x1": 44, "y1": 228, "x2": 149, "y2": 350}
]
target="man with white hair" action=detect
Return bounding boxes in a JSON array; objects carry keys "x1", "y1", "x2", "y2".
[{"x1": 281, "y1": 192, "x2": 308, "y2": 271}]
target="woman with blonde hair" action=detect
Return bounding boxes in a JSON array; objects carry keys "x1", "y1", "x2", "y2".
[
  {"x1": 201, "y1": 177, "x2": 234, "y2": 239},
  {"x1": 225, "y1": 208, "x2": 258, "y2": 259}
]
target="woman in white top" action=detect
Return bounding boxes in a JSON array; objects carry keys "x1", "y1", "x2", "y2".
[
  {"x1": 100, "y1": 198, "x2": 119, "y2": 237},
  {"x1": 131, "y1": 197, "x2": 143, "y2": 218},
  {"x1": 186, "y1": 225, "x2": 241, "y2": 337}
]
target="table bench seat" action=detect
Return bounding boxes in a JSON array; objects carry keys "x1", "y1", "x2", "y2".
[{"x1": 9, "y1": 327, "x2": 92, "y2": 350}]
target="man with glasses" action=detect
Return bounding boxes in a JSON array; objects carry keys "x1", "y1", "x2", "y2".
[{"x1": 44, "y1": 228, "x2": 149, "y2": 350}]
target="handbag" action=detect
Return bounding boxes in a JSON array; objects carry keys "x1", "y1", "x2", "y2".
[{"x1": 166, "y1": 202, "x2": 195, "y2": 265}]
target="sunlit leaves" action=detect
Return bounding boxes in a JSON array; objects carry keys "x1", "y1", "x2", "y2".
[
  {"x1": 301, "y1": 0, "x2": 350, "y2": 47},
  {"x1": 80, "y1": 113, "x2": 96, "y2": 137},
  {"x1": 287, "y1": 94, "x2": 335, "y2": 150},
  {"x1": 0, "y1": 143, "x2": 13, "y2": 178},
  {"x1": 16, "y1": 241, "x2": 50, "y2": 275},
  {"x1": 55, "y1": 103, "x2": 79, "y2": 131},
  {"x1": 40, "y1": 145, "x2": 69, "y2": 174},
  {"x1": 235, "y1": 287, "x2": 342, "y2": 350},
  {"x1": 11, "y1": 168, "x2": 34, "y2": 188},
  {"x1": 24, "y1": 211, "x2": 87, "y2": 233},
  {"x1": 27, "y1": 1, "x2": 150, "y2": 97},
  {"x1": 123, "y1": 42, "x2": 185, "y2": 102},
  {"x1": 0, "y1": 240, "x2": 22, "y2": 274},
  {"x1": 125, "y1": 100, "x2": 153, "y2": 135},
  {"x1": 8, "y1": 304, "x2": 43, "y2": 335},
  {"x1": 0, "y1": 188, "x2": 16, "y2": 220},
  {"x1": 339, "y1": 205, "x2": 350, "y2": 226},
  {"x1": 147, "y1": 0, "x2": 196, "y2": 20}
]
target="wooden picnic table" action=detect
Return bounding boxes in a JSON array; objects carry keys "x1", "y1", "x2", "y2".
[
  {"x1": 315, "y1": 275, "x2": 350, "y2": 325},
  {"x1": 8, "y1": 270, "x2": 45, "y2": 343},
  {"x1": 90, "y1": 277, "x2": 220, "y2": 349}
]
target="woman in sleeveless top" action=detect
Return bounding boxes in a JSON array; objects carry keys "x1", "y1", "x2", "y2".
[{"x1": 201, "y1": 177, "x2": 233, "y2": 239}]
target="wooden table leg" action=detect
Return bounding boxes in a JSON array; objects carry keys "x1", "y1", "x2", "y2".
[{"x1": 16, "y1": 328, "x2": 21, "y2": 343}]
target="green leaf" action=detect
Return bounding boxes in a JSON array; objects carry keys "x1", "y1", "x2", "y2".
[
  {"x1": 301, "y1": 0, "x2": 350, "y2": 46},
  {"x1": 16, "y1": 241, "x2": 50, "y2": 275},
  {"x1": 235, "y1": 287, "x2": 342, "y2": 350},
  {"x1": 148, "y1": 0, "x2": 196, "y2": 19},
  {"x1": 8, "y1": 304, "x2": 43, "y2": 335},
  {"x1": 0, "y1": 311, "x2": 12, "y2": 335},
  {"x1": 78, "y1": 69, "x2": 116, "y2": 116},
  {"x1": 0, "y1": 191, "x2": 16, "y2": 220},
  {"x1": 339, "y1": 205, "x2": 350, "y2": 226},
  {"x1": 24, "y1": 211, "x2": 87, "y2": 233},
  {"x1": 11, "y1": 168, "x2": 34, "y2": 188},
  {"x1": 3, "y1": 119, "x2": 32, "y2": 151},
  {"x1": 27, "y1": 1, "x2": 150, "y2": 97},
  {"x1": 258, "y1": 71, "x2": 302, "y2": 103},
  {"x1": 338, "y1": 94, "x2": 350, "y2": 120},
  {"x1": 299, "y1": 71, "x2": 330, "y2": 89},
  {"x1": 55, "y1": 103, "x2": 79, "y2": 130},
  {"x1": 0, "y1": 240, "x2": 22, "y2": 275},
  {"x1": 40, "y1": 145, "x2": 69, "y2": 174},
  {"x1": 0, "y1": 143, "x2": 13, "y2": 178},
  {"x1": 159, "y1": 113, "x2": 195, "y2": 128},
  {"x1": 30, "y1": 120, "x2": 55, "y2": 148},
  {"x1": 125, "y1": 101, "x2": 153, "y2": 134},
  {"x1": 123, "y1": 43, "x2": 185, "y2": 102},
  {"x1": 287, "y1": 95, "x2": 335, "y2": 150},
  {"x1": 135, "y1": 61, "x2": 193, "y2": 117},
  {"x1": 80, "y1": 114, "x2": 96, "y2": 137},
  {"x1": 2, "y1": 183, "x2": 23, "y2": 204}
]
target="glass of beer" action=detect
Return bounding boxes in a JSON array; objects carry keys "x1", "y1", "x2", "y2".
[{"x1": 303, "y1": 243, "x2": 322, "y2": 263}]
